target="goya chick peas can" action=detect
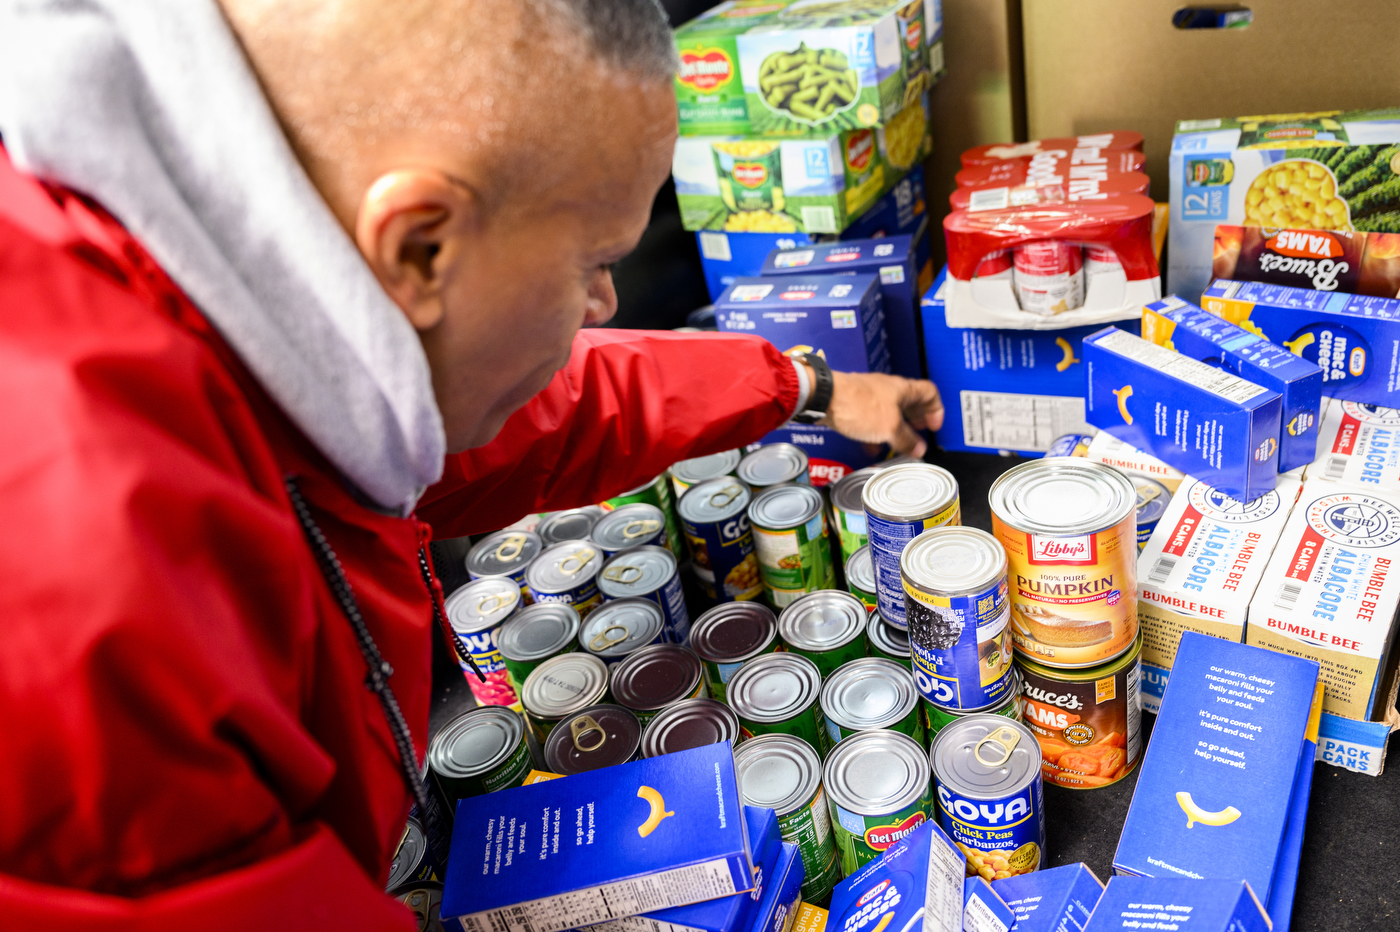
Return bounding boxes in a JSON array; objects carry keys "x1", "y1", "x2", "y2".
[
  {"x1": 931, "y1": 716, "x2": 1044, "y2": 881},
  {"x1": 901, "y1": 527, "x2": 1016, "y2": 711},
  {"x1": 989, "y1": 459, "x2": 1138, "y2": 668},
  {"x1": 824, "y1": 729, "x2": 934, "y2": 874},
  {"x1": 845, "y1": 545, "x2": 878, "y2": 612},
  {"x1": 670, "y1": 449, "x2": 742, "y2": 497},
  {"x1": 863, "y1": 463, "x2": 961, "y2": 628},
  {"x1": 727, "y1": 652, "x2": 832, "y2": 757},
  {"x1": 597, "y1": 545, "x2": 690, "y2": 643},
  {"x1": 526, "y1": 540, "x2": 604, "y2": 618},
  {"x1": 689, "y1": 601, "x2": 782, "y2": 703},
  {"x1": 444, "y1": 577, "x2": 523, "y2": 710},
  {"x1": 591, "y1": 503, "x2": 669, "y2": 559},
  {"x1": 603, "y1": 473, "x2": 684, "y2": 562},
  {"x1": 496, "y1": 602, "x2": 580, "y2": 694},
  {"x1": 820, "y1": 657, "x2": 924, "y2": 747},
  {"x1": 749, "y1": 484, "x2": 835, "y2": 608},
  {"x1": 678, "y1": 478, "x2": 763, "y2": 603},
  {"x1": 777, "y1": 589, "x2": 869, "y2": 677},
  {"x1": 466, "y1": 529, "x2": 542, "y2": 601},
  {"x1": 737, "y1": 443, "x2": 810, "y2": 489}
]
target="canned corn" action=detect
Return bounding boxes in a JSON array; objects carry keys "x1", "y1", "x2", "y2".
[
  {"x1": 820, "y1": 657, "x2": 925, "y2": 747},
  {"x1": 829, "y1": 466, "x2": 881, "y2": 563},
  {"x1": 641, "y1": 698, "x2": 740, "y2": 758},
  {"x1": 689, "y1": 601, "x2": 782, "y2": 703},
  {"x1": 749, "y1": 483, "x2": 835, "y2": 608},
  {"x1": 922, "y1": 669, "x2": 1023, "y2": 745},
  {"x1": 496, "y1": 602, "x2": 580, "y2": 694},
  {"x1": 671, "y1": 449, "x2": 742, "y2": 497},
  {"x1": 610, "y1": 644, "x2": 706, "y2": 726},
  {"x1": 597, "y1": 545, "x2": 690, "y2": 643},
  {"x1": 536, "y1": 506, "x2": 605, "y2": 546},
  {"x1": 543, "y1": 704, "x2": 643, "y2": 775},
  {"x1": 578, "y1": 598, "x2": 666, "y2": 666},
  {"x1": 863, "y1": 463, "x2": 961, "y2": 628},
  {"x1": 591, "y1": 503, "x2": 669, "y2": 559},
  {"x1": 777, "y1": 589, "x2": 869, "y2": 677},
  {"x1": 443, "y1": 576, "x2": 523, "y2": 710},
  {"x1": 520, "y1": 652, "x2": 611, "y2": 744},
  {"x1": 845, "y1": 545, "x2": 878, "y2": 612},
  {"x1": 466, "y1": 529, "x2": 543, "y2": 600},
  {"x1": 728, "y1": 652, "x2": 832, "y2": 757},
  {"x1": 603, "y1": 473, "x2": 683, "y2": 562},
  {"x1": 427, "y1": 706, "x2": 531, "y2": 804},
  {"x1": 824, "y1": 729, "x2": 933, "y2": 874},
  {"x1": 867, "y1": 612, "x2": 910, "y2": 663},
  {"x1": 678, "y1": 478, "x2": 763, "y2": 603},
  {"x1": 738, "y1": 443, "x2": 810, "y2": 489},
  {"x1": 525, "y1": 540, "x2": 604, "y2": 618}
]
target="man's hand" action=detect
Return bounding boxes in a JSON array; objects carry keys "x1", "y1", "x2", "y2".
[{"x1": 811, "y1": 367, "x2": 945, "y2": 459}]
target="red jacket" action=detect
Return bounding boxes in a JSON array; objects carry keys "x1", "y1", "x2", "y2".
[{"x1": 0, "y1": 153, "x2": 798, "y2": 928}]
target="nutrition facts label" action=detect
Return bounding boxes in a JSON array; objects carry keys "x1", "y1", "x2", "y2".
[
  {"x1": 922, "y1": 833, "x2": 968, "y2": 932},
  {"x1": 960, "y1": 390, "x2": 1086, "y2": 451},
  {"x1": 1093, "y1": 329, "x2": 1269, "y2": 404}
]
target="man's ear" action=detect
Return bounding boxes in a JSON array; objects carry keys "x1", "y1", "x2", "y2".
[{"x1": 356, "y1": 169, "x2": 479, "y2": 331}]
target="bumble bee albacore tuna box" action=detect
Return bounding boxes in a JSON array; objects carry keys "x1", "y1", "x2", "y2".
[
  {"x1": 1084, "y1": 326, "x2": 1283, "y2": 501},
  {"x1": 1083, "y1": 877, "x2": 1270, "y2": 932},
  {"x1": 830, "y1": 821, "x2": 966, "y2": 932},
  {"x1": 1311, "y1": 398, "x2": 1400, "y2": 490},
  {"x1": 992, "y1": 863, "x2": 1104, "y2": 932},
  {"x1": 715, "y1": 274, "x2": 890, "y2": 374},
  {"x1": 442, "y1": 743, "x2": 752, "y2": 932}
]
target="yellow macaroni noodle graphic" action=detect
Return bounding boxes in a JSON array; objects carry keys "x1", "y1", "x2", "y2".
[
  {"x1": 1176, "y1": 791, "x2": 1242, "y2": 829},
  {"x1": 1283, "y1": 332, "x2": 1315, "y2": 356},
  {"x1": 1054, "y1": 337, "x2": 1079, "y2": 373},
  {"x1": 1113, "y1": 385, "x2": 1134, "y2": 425},
  {"x1": 636, "y1": 786, "x2": 675, "y2": 837}
]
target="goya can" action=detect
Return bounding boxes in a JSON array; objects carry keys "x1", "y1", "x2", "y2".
[
  {"x1": 597, "y1": 545, "x2": 690, "y2": 643},
  {"x1": 577, "y1": 597, "x2": 666, "y2": 666},
  {"x1": 1015, "y1": 632, "x2": 1142, "y2": 790},
  {"x1": 678, "y1": 478, "x2": 763, "y2": 603},
  {"x1": 519, "y1": 652, "x2": 610, "y2": 744},
  {"x1": 845, "y1": 545, "x2": 878, "y2": 612},
  {"x1": 443, "y1": 576, "x2": 523, "y2": 710},
  {"x1": 466, "y1": 529, "x2": 543, "y2": 599},
  {"x1": 737, "y1": 443, "x2": 810, "y2": 489},
  {"x1": 749, "y1": 484, "x2": 835, "y2": 608},
  {"x1": 867, "y1": 612, "x2": 910, "y2": 663},
  {"x1": 863, "y1": 463, "x2": 961, "y2": 628},
  {"x1": 734, "y1": 734, "x2": 843, "y2": 902},
  {"x1": 829, "y1": 466, "x2": 881, "y2": 563},
  {"x1": 901, "y1": 527, "x2": 1016, "y2": 711},
  {"x1": 603, "y1": 473, "x2": 683, "y2": 562},
  {"x1": 689, "y1": 601, "x2": 783, "y2": 703},
  {"x1": 496, "y1": 602, "x2": 580, "y2": 694},
  {"x1": 387, "y1": 817, "x2": 439, "y2": 892},
  {"x1": 820, "y1": 657, "x2": 925, "y2": 747},
  {"x1": 824, "y1": 729, "x2": 933, "y2": 874},
  {"x1": 923, "y1": 669, "x2": 1023, "y2": 744},
  {"x1": 931, "y1": 716, "x2": 1045, "y2": 881},
  {"x1": 536, "y1": 506, "x2": 605, "y2": 546},
  {"x1": 610, "y1": 644, "x2": 706, "y2": 726},
  {"x1": 989, "y1": 459, "x2": 1138, "y2": 668},
  {"x1": 427, "y1": 706, "x2": 531, "y2": 804},
  {"x1": 525, "y1": 540, "x2": 604, "y2": 618},
  {"x1": 671, "y1": 449, "x2": 742, "y2": 497},
  {"x1": 727, "y1": 652, "x2": 832, "y2": 757},
  {"x1": 542, "y1": 704, "x2": 643, "y2": 775},
  {"x1": 591, "y1": 503, "x2": 668, "y2": 559},
  {"x1": 641, "y1": 698, "x2": 740, "y2": 758},
  {"x1": 777, "y1": 589, "x2": 869, "y2": 677},
  {"x1": 1132, "y1": 477, "x2": 1170, "y2": 552}
]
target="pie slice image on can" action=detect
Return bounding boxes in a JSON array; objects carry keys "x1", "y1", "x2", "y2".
[
  {"x1": 845, "y1": 545, "x2": 878, "y2": 612},
  {"x1": 590, "y1": 503, "x2": 669, "y2": 559},
  {"x1": 823, "y1": 729, "x2": 934, "y2": 875},
  {"x1": 727, "y1": 652, "x2": 832, "y2": 757},
  {"x1": 496, "y1": 602, "x2": 580, "y2": 694},
  {"x1": 689, "y1": 601, "x2": 782, "y2": 703},
  {"x1": 641, "y1": 697, "x2": 740, "y2": 758},
  {"x1": 670, "y1": 449, "x2": 742, "y2": 497},
  {"x1": 749, "y1": 483, "x2": 835, "y2": 608},
  {"x1": 577, "y1": 597, "x2": 666, "y2": 667},
  {"x1": 603, "y1": 473, "x2": 684, "y2": 562},
  {"x1": 519, "y1": 652, "x2": 610, "y2": 744},
  {"x1": 777, "y1": 589, "x2": 869, "y2": 677},
  {"x1": 820, "y1": 657, "x2": 924, "y2": 747},
  {"x1": 427, "y1": 706, "x2": 532, "y2": 804},
  {"x1": 525, "y1": 540, "x2": 605, "y2": 618},
  {"x1": 444, "y1": 576, "x2": 523, "y2": 710},
  {"x1": 597, "y1": 544, "x2": 691, "y2": 643},
  {"x1": 738, "y1": 443, "x2": 811, "y2": 490},
  {"x1": 609, "y1": 643, "x2": 706, "y2": 727},
  {"x1": 678, "y1": 478, "x2": 764, "y2": 603},
  {"x1": 863, "y1": 463, "x2": 961, "y2": 628},
  {"x1": 866, "y1": 611, "x2": 910, "y2": 663}
]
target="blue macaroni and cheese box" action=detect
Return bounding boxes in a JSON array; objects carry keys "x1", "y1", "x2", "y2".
[
  {"x1": 716, "y1": 275, "x2": 890, "y2": 375},
  {"x1": 748, "y1": 842, "x2": 803, "y2": 932},
  {"x1": 1084, "y1": 877, "x2": 1270, "y2": 932},
  {"x1": 1141, "y1": 296, "x2": 1323, "y2": 474},
  {"x1": 1113, "y1": 633, "x2": 1319, "y2": 907},
  {"x1": 1266, "y1": 682, "x2": 1323, "y2": 932},
  {"x1": 963, "y1": 877, "x2": 1015, "y2": 932},
  {"x1": 1084, "y1": 326, "x2": 1283, "y2": 501},
  {"x1": 992, "y1": 863, "x2": 1104, "y2": 932},
  {"x1": 442, "y1": 743, "x2": 752, "y2": 932},
  {"x1": 830, "y1": 822, "x2": 966, "y2": 932}
]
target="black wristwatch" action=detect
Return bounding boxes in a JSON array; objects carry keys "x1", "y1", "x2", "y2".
[{"x1": 793, "y1": 352, "x2": 834, "y2": 424}]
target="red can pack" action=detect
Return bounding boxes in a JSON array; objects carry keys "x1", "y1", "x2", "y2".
[
  {"x1": 956, "y1": 147, "x2": 1146, "y2": 189},
  {"x1": 949, "y1": 171, "x2": 1150, "y2": 212},
  {"x1": 959, "y1": 132, "x2": 1144, "y2": 168},
  {"x1": 1013, "y1": 241, "x2": 1085, "y2": 316}
]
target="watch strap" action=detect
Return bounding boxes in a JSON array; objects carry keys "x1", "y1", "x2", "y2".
[{"x1": 793, "y1": 352, "x2": 833, "y2": 424}]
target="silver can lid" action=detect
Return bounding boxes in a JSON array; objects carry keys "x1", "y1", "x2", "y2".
[
  {"x1": 497, "y1": 603, "x2": 581, "y2": 662},
  {"x1": 778, "y1": 589, "x2": 867, "y2": 653},
  {"x1": 641, "y1": 698, "x2": 740, "y2": 758},
  {"x1": 597, "y1": 545, "x2": 676, "y2": 599},
  {"x1": 930, "y1": 715, "x2": 1041, "y2": 799},
  {"x1": 830, "y1": 466, "x2": 883, "y2": 514},
  {"x1": 846, "y1": 545, "x2": 877, "y2": 593},
  {"x1": 520, "y1": 653, "x2": 610, "y2": 719},
  {"x1": 591, "y1": 504, "x2": 667, "y2": 553},
  {"x1": 690, "y1": 601, "x2": 778, "y2": 664},
  {"x1": 989, "y1": 458, "x2": 1135, "y2": 536},
  {"x1": 387, "y1": 818, "x2": 428, "y2": 891},
  {"x1": 427, "y1": 706, "x2": 524, "y2": 779},
  {"x1": 578, "y1": 598, "x2": 664, "y2": 659},
  {"x1": 537, "y1": 507, "x2": 605, "y2": 545},
  {"x1": 525, "y1": 540, "x2": 603, "y2": 595},
  {"x1": 821, "y1": 658, "x2": 919, "y2": 731},
  {"x1": 443, "y1": 576, "x2": 521, "y2": 636},
  {"x1": 867, "y1": 612, "x2": 910, "y2": 659},
  {"x1": 823, "y1": 729, "x2": 930, "y2": 816},
  {"x1": 466, "y1": 529, "x2": 543, "y2": 578},
  {"x1": 748, "y1": 483, "x2": 824, "y2": 531},
  {"x1": 733, "y1": 733, "x2": 823, "y2": 817},
  {"x1": 611, "y1": 644, "x2": 704, "y2": 712},
  {"x1": 672, "y1": 450, "x2": 742, "y2": 486},
  {"x1": 727, "y1": 653, "x2": 822, "y2": 724},
  {"x1": 737, "y1": 443, "x2": 809, "y2": 489},
  {"x1": 900, "y1": 526, "x2": 1006, "y2": 598},
  {"x1": 862, "y1": 462, "x2": 959, "y2": 523},
  {"x1": 678, "y1": 477, "x2": 752, "y2": 524}
]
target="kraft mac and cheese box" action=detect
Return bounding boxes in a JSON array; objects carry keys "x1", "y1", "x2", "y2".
[
  {"x1": 1310, "y1": 398, "x2": 1400, "y2": 490},
  {"x1": 1141, "y1": 296, "x2": 1324, "y2": 474},
  {"x1": 1201, "y1": 278, "x2": 1400, "y2": 408},
  {"x1": 747, "y1": 842, "x2": 803, "y2": 932},
  {"x1": 830, "y1": 821, "x2": 966, "y2": 932},
  {"x1": 1136, "y1": 474, "x2": 1304, "y2": 713},
  {"x1": 791, "y1": 903, "x2": 828, "y2": 932},
  {"x1": 963, "y1": 877, "x2": 1015, "y2": 932},
  {"x1": 1084, "y1": 877, "x2": 1271, "y2": 932},
  {"x1": 1113, "y1": 634, "x2": 1319, "y2": 906},
  {"x1": 1084, "y1": 327, "x2": 1283, "y2": 501},
  {"x1": 992, "y1": 863, "x2": 1104, "y2": 932},
  {"x1": 1083, "y1": 433, "x2": 1186, "y2": 494},
  {"x1": 442, "y1": 743, "x2": 753, "y2": 932},
  {"x1": 716, "y1": 274, "x2": 890, "y2": 374}
]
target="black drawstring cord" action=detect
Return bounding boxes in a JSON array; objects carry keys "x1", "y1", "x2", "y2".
[{"x1": 417, "y1": 547, "x2": 486, "y2": 683}]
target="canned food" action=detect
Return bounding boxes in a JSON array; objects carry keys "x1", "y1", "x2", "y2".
[
  {"x1": 641, "y1": 698, "x2": 741, "y2": 758},
  {"x1": 427, "y1": 706, "x2": 531, "y2": 804},
  {"x1": 845, "y1": 545, "x2": 878, "y2": 612},
  {"x1": 728, "y1": 652, "x2": 832, "y2": 757},
  {"x1": 989, "y1": 459, "x2": 1138, "y2": 668},
  {"x1": 777, "y1": 589, "x2": 869, "y2": 677},
  {"x1": 749, "y1": 484, "x2": 835, "y2": 608},
  {"x1": 863, "y1": 463, "x2": 961, "y2": 628},
  {"x1": 443, "y1": 577, "x2": 523, "y2": 709},
  {"x1": 520, "y1": 652, "x2": 611, "y2": 743},
  {"x1": 867, "y1": 612, "x2": 910, "y2": 662},
  {"x1": 737, "y1": 443, "x2": 810, "y2": 490},
  {"x1": 496, "y1": 602, "x2": 580, "y2": 694},
  {"x1": 820, "y1": 657, "x2": 924, "y2": 747},
  {"x1": 974, "y1": 249, "x2": 1013, "y2": 280},
  {"x1": 923, "y1": 669, "x2": 1023, "y2": 743},
  {"x1": 678, "y1": 478, "x2": 764, "y2": 603},
  {"x1": 597, "y1": 545, "x2": 690, "y2": 643},
  {"x1": 603, "y1": 473, "x2": 683, "y2": 562},
  {"x1": 1044, "y1": 433, "x2": 1094, "y2": 458},
  {"x1": 823, "y1": 729, "x2": 933, "y2": 874},
  {"x1": 466, "y1": 529, "x2": 543, "y2": 599},
  {"x1": 1013, "y1": 240, "x2": 1084, "y2": 316},
  {"x1": 610, "y1": 644, "x2": 706, "y2": 726},
  {"x1": 1016, "y1": 632, "x2": 1142, "y2": 790},
  {"x1": 714, "y1": 140, "x2": 784, "y2": 213},
  {"x1": 901, "y1": 527, "x2": 1016, "y2": 711},
  {"x1": 689, "y1": 601, "x2": 783, "y2": 703},
  {"x1": 1083, "y1": 243, "x2": 1122, "y2": 289},
  {"x1": 387, "y1": 817, "x2": 439, "y2": 892},
  {"x1": 1132, "y1": 477, "x2": 1170, "y2": 552},
  {"x1": 536, "y1": 506, "x2": 605, "y2": 546},
  {"x1": 734, "y1": 734, "x2": 843, "y2": 902},
  {"x1": 395, "y1": 883, "x2": 446, "y2": 932},
  {"x1": 577, "y1": 597, "x2": 666, "y2": 666},
  {"x1": 931, "y1": 716, "x2": 1045, "y2": 880},
  {"x1": 829, "y1": 466, "x2": 881, "y2": 563},
  {"x1": 543, "y1": 704, "x2": 643, "y2": 775},
  {"x1": 525, "y1": 540, "x2": 604, "y2": 618},
  {"x1": 591, "y1": 503, "x2": 669, "y2": 558},
  {"x1": 671, "y1": 449, "x2": 742, "y2": 497}
]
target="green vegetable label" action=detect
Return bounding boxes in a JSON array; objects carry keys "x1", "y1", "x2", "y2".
[{"x1": 752, "y1": 513, "x2": 834, "y2": 608}]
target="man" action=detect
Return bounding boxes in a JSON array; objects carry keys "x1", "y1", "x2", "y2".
[{"x1": 0, "y1": 0, "x2": 943, "y2": 927}]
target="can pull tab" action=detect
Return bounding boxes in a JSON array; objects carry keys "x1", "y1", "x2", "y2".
[
  {"x1": 623, "y1": 519, "x2": 661, "y2": 539},
  {"x1": 1135, "y1": 480, "x2": 1163, "y2": 507},
  {"x1": 974, "y1": 725, "x2": 1021, "y2": 768},
  {"x1": 571, "y1": 714, "x2": 606, "y2": 753},
  {"x1": 477, "y1": 591, "x2": 512, "y2": 615},
  {"x1": 494, "y1": 533, "x2": 528, "y2": 562},
  {"x1": 558, "y1": 547, "x2": 597, "y2": 576},
  {"x1": 709, "y1": 484, "x2": 743, "y2": 508},
  {"x1": 602, "y1": 564, "x2": 643, "y2": 584},
  {"x1": 588, "y1": 624, "x2": 630, "y2": 651}
]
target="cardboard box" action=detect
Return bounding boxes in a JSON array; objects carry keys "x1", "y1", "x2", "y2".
[
  {"x1": 829, "y1": 822, "x2": 966, "y2": 932},
  {"x1": 700, "y1": 231, "x2": 818, "y2": 303},
  {"x1": 1084, "y1": 326, "x2": 1283, "y2": 501},
  {"x1": 1309, "y1": 397, "x2": 1400, "y2": 489},
  {"x1": 747, "y1": 842, "x2": 803, "y2": 932},
  {"x1": 752, "y1": 422, "x2": 889, "y2": 487},
  {"x1": 792, "y1": 903, "x2": 827, "y2": 932},
  {"x1": 963, "y1": 877, "x2": 1015, "y2": 932},
  {"x1": 1083, "y1": 432, "x2": 1185, "y2": 493},
  {"x1": 715, "y1": 274, "x2": 891, "y2": 373},
  {"x1": 1084, "y1": 878, "x2": 1271, "y2": 932},
  {"x1": 1212, "y1": 225, "x2": 1400, "y2": 299},
  {"x1": 991, "y1": 863, "x2": 1104, "y2": 932},
  {"x1": 1267, "y1": 681, "x2": 1323, "y2": 932},
  {"x1": 442, "y1": 743, "x2": 752, "y2": 932}
]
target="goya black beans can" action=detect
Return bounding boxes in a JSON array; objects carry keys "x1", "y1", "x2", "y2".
[
  {"x1": 824, "y1": 729, "x2": 933, "y2": 874},
  {"x1": 931, "y1": 716, "x2": 1045, "y2": 881},
  {"x1": 845, "y1": 544, "x2": 878, "y2": 612},
  {"x1": 820, "y1": 657, "x2": 925, "y2": 747},
  {"x1": 749, "y1": 484, "x2": 835, "y2": 609},
  {"x1": 727, "y1": 652, "x2": 832, "y2": 757},
  {"x1": 597, "y1": 545, "x2": 691, "y2": 643},
  {"x1": 689, "y1": 601, "x2": 782, "y2": 703},
  {"x1": 542, "y1": 703, "x2": 643, "y2": 775},
  {"x1": 678, "y1": 478, "x2": 764, "y2": 603},
  {"x1": 578, "y1": 597, "x2": 666, "y2": 666},
  {"x1": 496, "y1": 602, "x2": 580, "y2": 694},
  {"x1": 519, "y1": 652, "x2": 610, "y2": 744},
  {"x1": 427, "y1": 706, "x2": 531, "y2": 804},
  {"x1": 734, "y1": 734, "x2": 842, "y2": 903},
  {"x1": 591, "y1": 503, "x2": 669, "y2": 559},
  {"x1": 386, "y1": 817, "x2": 439, "y2": 892},
  {"x1": 443, "y1": 576, "x2": 523, "y2": 710},
  {"x1": 536, "y1": 506, "x2": 605, "y2": 546},
  {"x1": 604, "y1": 473, "x2": 683, "y2": 562},
  {"x1": 901, "y1": 527, "x2": 1016, "y2": 711},
  {"x1": 923, "y1": 669, "x2": 1023, "y2": 744},
  {"x1": 863, "y1": 463, "x2": 961, "y2": 628},
  {"x1": 610, "y1": 644, "x2": 706, "y2": 726},
  {"x1": 829, "y1": 465, "x2": 881, "y2": 563},
  {"x1": 466, "y1": 529, "x2": 543, "y2": 598},
  {"x1": 671, "y1": 449, "x2": 742, "y2": 497},
  {"x1": 867, "y1": 611, "x2": 910, "y2": 663},
  {"x1": 777, "y1": 589, "x2": 868, "y2": 677},
  {"x1": 738, "y1": 443, "x2": 810, "y2": 489},
  {"x1": 641, "y1": 698, "x2": 740, "y2": 758},
  {"x1": 525, "y1": 540, "x2": 604, "y2": 618}
]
